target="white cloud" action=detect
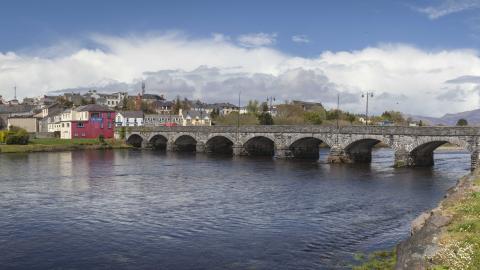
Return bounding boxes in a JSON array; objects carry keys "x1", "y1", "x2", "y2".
[
  {"x1": 292, "y1": 35, "x2": 310, "y2": 43},
  {"x1": 1, "y1": 32, "x2": 480, "y2": 117},
  {"x1": 415, "y1": 0, "x2": 480, "y2": 19},
  {"x1": 237, "y1": 32, "x2": 277, "y2": 47}
]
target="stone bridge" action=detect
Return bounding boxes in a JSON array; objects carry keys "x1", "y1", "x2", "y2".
[{"x1": 119, "y1": 125, "x2": 480, "y2": 170}]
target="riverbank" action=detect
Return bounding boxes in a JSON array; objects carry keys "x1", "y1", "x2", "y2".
[
  {"x1": 0, "y1": 138, "x2": 131, "y2": 153},
  {"x1": 395, "y1": 170, "x2": 480, "y2": 269}
]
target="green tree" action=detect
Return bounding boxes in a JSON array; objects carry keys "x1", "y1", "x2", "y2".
[
  {"x1": 261, "y1": 102, "x2": 269, "y2": 112},
  {"x1": 304, "y1": 111, "x2": 323, "y2": 125},
  {"x1": 246, "y1": 100, "x2": 259, "y2": 115},
  {"x1": 210, "y1": 108, "x2": 220, "y2": 119},
  {"x1": 347, "y1": 113, "x2": 356, "y2": 125},
  {"x1": 258, "y1": 112, "x2": 274, "y2": 125},
  {"x1": 172, "y1": 96, "x2": 182, "y2": 114},
  {"x1": 456, "y1": 118, "x2": 468, "y2": 126}
]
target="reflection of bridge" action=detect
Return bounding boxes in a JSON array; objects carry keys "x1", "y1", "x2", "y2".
[{"x1": 121, "y1": 125, "x2": 480, "y2": 170}]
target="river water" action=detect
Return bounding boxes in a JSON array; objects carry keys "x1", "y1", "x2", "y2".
[{"x1": 0, "y1": 148, "x2": 470, "y2": 269}]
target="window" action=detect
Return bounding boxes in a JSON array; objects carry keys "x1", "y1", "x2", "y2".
[
  {"x1": 74, "y1": 133, "x2": 78, "y2": 137},
  {"x1": 82, "y1": 132, "x2": 85, "y2": 137},
  {"x1": 100, "y1": 122, "x2": 104, "y2": 129},
  {"x1": 67, "y1": 123, "x2": 70, "y2": 127},
  {"x1": 107, "y1": 112, "x2": 111, "y2": 119},
  {"x1": 77, "y1": 122, "x2": 84, "y2": 128},
  {"x1": 108, "y1": 122, "x2": 112, "y2": 129}
]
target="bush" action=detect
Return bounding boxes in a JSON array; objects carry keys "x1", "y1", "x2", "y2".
[
  {"x1": 53, "y1": 131, "x2": 61, "y2": 138},
  {"x1": 4, "y1": 128, "x2": 29, "y2": 145},
  {"x1": 0, "y1": 130, "x2": 7, "y2": 143},
  {"x1": 98, "y1": 134, "x2": 106, "y2": 144}
]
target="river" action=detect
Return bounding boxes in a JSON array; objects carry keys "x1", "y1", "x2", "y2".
[{"x1": 0, "y1": 148, "x2": 470, "y2": 269}]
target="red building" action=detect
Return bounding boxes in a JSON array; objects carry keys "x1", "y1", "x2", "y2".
[{"x1": 70, "y1": 104, "x2": 116, "y2": 139}]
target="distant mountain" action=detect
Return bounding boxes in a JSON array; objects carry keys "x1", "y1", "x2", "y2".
[{"x1": 410, "y1": 108, "x2": 480, "y2": 126}]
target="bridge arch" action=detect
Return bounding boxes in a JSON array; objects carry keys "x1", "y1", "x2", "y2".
[
  {"x1": 126, "y1": 134, "x2": 144, "y2": 148},
  {"x1": 341, "y1": 135, "x2": 394, "y2": 163},
  {"x1": 173, "y1": 134, "x2": 198, "y2": 152},
  {"x1": 243, "y1": 136, "x2": 275, "y2": 157},
  {"x1": 205, "y1": 136, "x2": 234, "y2": 155},
  {"x1": 288, "y1": 137, "x2": 329, "y2": 160},
  {"x1": 408, "y1": 137, "x2": 472, "y2": 167},
  {"x1": 149, "y1": 134, "x2": 168, "y2": 150}
]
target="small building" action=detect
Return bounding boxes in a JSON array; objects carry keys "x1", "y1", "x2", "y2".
[
  {"x1": 152, "y1": 100, "x2": 173, "y2": 114},
  {"x1": 7, "y1": 116, "x2": 39, "y2": 133},
  {"x1": 116, "y1": 111, "x2": 144, "y2": 127},
  {"x1": 51, "y1": 104, "x2": 116, "y2": 139},
  {"x1": 180, "y1": 109, "x2": 211, "y2": 126},
  {"x1": 144, "y1": 114, "x2": 183, "y2": 127}
]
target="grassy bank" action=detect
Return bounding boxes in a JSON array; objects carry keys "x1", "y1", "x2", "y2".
[
  {"x1": 0, "y1": 138, "x2": 130, "y2": 153},
  {"x1": 427, "y1": 173, "x2": 480, "y2": 269}
]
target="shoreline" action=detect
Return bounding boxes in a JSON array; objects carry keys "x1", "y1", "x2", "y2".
[
  {"x1": 395, "y1": 170, "x2": 480, "y2": 269},
  {"x1": 0, "y1": 139, "x2": 131, "y2": 154}
]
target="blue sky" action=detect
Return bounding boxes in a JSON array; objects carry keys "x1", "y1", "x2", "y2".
[
  {"x1": 2, "y1": 0, "x2": 478, "y2": 55},
  {"x1": 2, "y1": 0, "x2": 480, "y2": 116}
]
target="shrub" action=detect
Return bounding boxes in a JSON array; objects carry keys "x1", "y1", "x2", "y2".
[
  {"x1": 98, "y1": 134, "x2": 106, "y2": 144},
  {"x1": 119, "y1": 127, "x2": 126, "y2": 140},
  {"x1": 0, "y1": 130, "x2": 7, "y2": 143},
  {"x1": 53, "y1": 131, "x2": 61, "y2": 138},
  {"x1": 5, "y1": 128, "x2": 29, "y2": 145}
]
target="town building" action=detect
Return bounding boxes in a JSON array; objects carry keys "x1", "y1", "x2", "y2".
[
  {"x1": 50, "y1": 104, "x2": 115, "y2": 139},
  {"x1": 7, "y1": 116, "x2": 39, "y2": 133},
  {"x1": 180, "y1": 109, "x2": 211, "y2": 126},
  {"x1": 116, "y1": 111, "x2": 144, "y2": 127},
  {"x1": 144, "y1": 114, "x2": 183, "y2": 127},
  {"x1": 0, "y1": 104, "x2": 37, "y2": 130},
  {"x1": 152, "y1": 100, "x2": 173, "y2": 114}
]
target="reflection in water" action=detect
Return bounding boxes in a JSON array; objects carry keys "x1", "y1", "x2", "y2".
[{"x1": 0, "y1": 148, "x2": 470, "y2": 270}]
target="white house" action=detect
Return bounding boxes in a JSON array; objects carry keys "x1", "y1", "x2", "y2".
[{"x1": 116, "y1": 111, "x2": 144, "y2": 127}]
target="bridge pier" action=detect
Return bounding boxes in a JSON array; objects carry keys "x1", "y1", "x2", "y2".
[
  {"x1": 167, "y1": 142, "x2": 175, "y2": 152},
  {"x1": 196, "y1": 142, "x2": 206, "y2": 153},
  {"x1": 471, "y1": 150, "x2": 479, "y2": 171},
  {"x1": 141, "y1": 140, "x2": 150, "y2": 149},
  {"x1": 232, "y1": 144, "x2": 247, "y2": 156},
  {"x1": 274, "y1": 147, "x2": 293, "y2": 159},
  {"x1": 327, "y1": 145, "x2": 351, "y2": 164},
  {"x1": 394, "y1": 149, "x2": 410, "y2": 168}
]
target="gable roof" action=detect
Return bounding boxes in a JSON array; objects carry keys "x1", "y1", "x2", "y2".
[
  {"x1": 75, "y1": 104, "x2": 114, "y2": 112},
  {"x1": 119, "y1": 111, "x2": 144, "y2": 118}
]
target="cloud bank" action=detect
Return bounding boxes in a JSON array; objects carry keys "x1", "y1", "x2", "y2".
[
  {"x1": 1, "y1": 32, "x2": 480, "y2": 116},
  {"x1": 415, "y1": 0, "x2": 480, "y2": 19}
]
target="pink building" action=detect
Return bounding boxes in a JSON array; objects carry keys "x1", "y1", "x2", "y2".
[{"x1": 62, "y1": 104, "x2": 116, "y2": 139}]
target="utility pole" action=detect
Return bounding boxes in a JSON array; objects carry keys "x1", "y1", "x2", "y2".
[
  {"x1": 362, "y1": 92, "x2": 374, "y2": 126},
  {"x1": 336, "y1": 93, "x2": 340, "y2": 144},
  {"x1": 237, "y1": 91, "x2": 241, "y2": 141}
]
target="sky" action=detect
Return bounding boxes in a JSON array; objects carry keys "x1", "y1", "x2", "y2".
[{"x1": 1, "y1": 0, "x2": 480, "y2": 116}]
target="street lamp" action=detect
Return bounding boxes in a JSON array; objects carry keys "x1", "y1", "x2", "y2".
[
  {"x1": 361, "y1": 92, "x2": 374, "y2": 126},
  {"x1": 267, "y1": 96, "x2": 275, "y2": 113}
]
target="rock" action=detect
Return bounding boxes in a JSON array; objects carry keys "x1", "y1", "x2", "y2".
[{"x1": 411, "y1": 212, "x2": 430, "y2": 235}]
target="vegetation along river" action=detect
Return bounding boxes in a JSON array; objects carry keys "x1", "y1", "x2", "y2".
[{"x1": 0, "y1": 148, "x2": 470, "y2": 269}]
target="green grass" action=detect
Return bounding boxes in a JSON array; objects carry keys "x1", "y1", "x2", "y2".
[
  {"x1": 429, "y1": 176, "x2": 480, "y2": 269},
  {"x1": 0, "y1": 138, "x2": 130, "y2": 153},
  {"x1": 30, "y1": 138, "x2": 100, "y2": 145},
  {"x1": 352, "y1": 249, "x2": 396, "y2": 270}
]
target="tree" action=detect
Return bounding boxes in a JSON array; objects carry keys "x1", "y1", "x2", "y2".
[
  {"x1": 456, "y1": 118, "x2": 468, "y2": 126},
  {"x1": 246, "y1": 100, "x2": 259, "y2": 115},
  {"x1": 258, "y1": 112, "x2": 274, "y2": 125},
  {"x1": 347, "y1": 113, "x2": 356, "y2": 125},
  {"x1": 304, "y1": 111, "x2": 323, "y2": 125},
  {"x1": 261, "y1": 101, "x2": 269, "y2": 112},
  {"x1": 210, "y1": 108, "x2": 220, "y2": 119},
  {"x1": 172, "y1": 96, "x2": 182, "y2": 114}
]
